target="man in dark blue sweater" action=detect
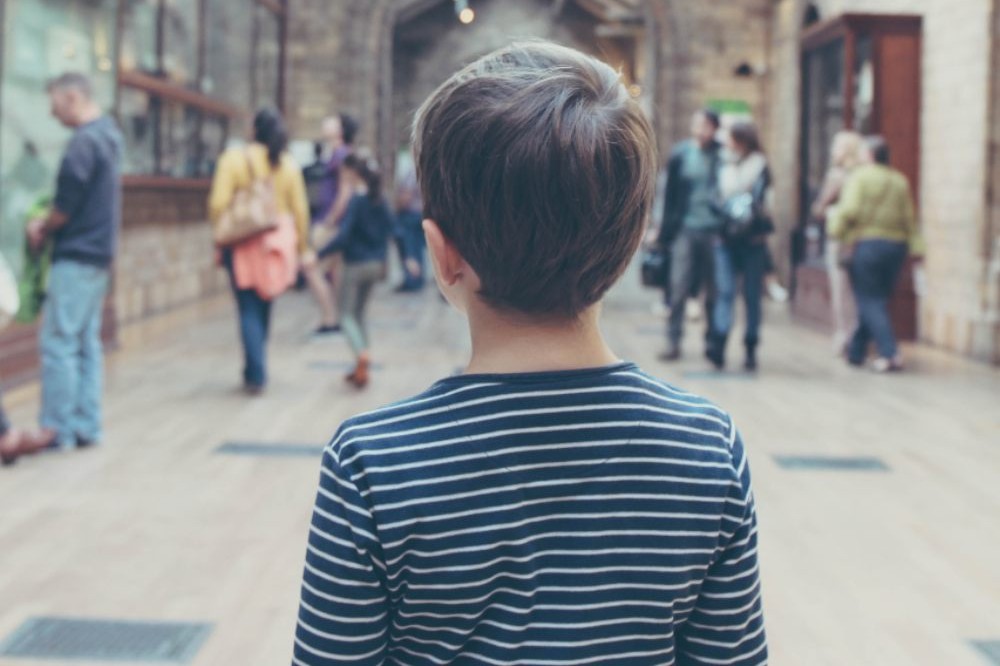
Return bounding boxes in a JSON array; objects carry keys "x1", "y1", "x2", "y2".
[{"x1": 25, "y1": 72, "x2": 123, "y2": 452}]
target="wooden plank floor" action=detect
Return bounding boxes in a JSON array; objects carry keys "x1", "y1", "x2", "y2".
[{"x1": 0, "y1": 273, "x2": 998, "y2": 665}]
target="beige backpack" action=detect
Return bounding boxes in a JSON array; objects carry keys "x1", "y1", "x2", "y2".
[{"x1": 214, "y1": 150, "x2": 278, "y2": 247}]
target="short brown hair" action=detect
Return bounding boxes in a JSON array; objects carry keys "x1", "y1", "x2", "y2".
[
  {"x1": 866, "y1": 135, "x2": 891, "y2": 165},
  {"x1": 413, "y1": 41, "x2": 656, "y2": 319}
]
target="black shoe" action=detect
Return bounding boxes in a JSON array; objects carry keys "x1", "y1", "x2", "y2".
[
  {"x1": 76, "y1": 436, "x2": 99, "y2": 449},
  {"x1": 243, "y1": 383, "x2": 265, "y2": 397},
  {"x1": 744, "y1": 345, "x2": 758, "y2": 372},
  {"x1": 706, "y1": 334, "x2": 727, "y2": 370},
  {"x1": 313, "y1": 324, "x2": 341, "y2": 336},
  {"x1": 706, "y1": 346, "x2": 725, "y2": 370}
]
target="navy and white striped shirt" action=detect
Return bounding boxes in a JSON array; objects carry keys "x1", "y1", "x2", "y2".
[{"x1": 293, "y1": 362, "x2": 766, "y2": 665}]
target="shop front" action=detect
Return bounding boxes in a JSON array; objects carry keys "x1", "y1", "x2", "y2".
[{"x1": 0, "y1": 0, "x2": 288, "y2": 385}]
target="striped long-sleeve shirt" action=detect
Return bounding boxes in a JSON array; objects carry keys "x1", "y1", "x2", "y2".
[{"x1": 293, "y1": 362, "x2": 767, "y2": 665}]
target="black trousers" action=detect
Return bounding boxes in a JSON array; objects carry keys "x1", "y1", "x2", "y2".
[{"x1": 668, "y1": 229, "x2": 717, "y2": 348}]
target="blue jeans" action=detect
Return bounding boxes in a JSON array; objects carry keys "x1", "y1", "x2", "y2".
[
  {"x1": 224, "y1": 253, "x2": 272, "y2": 387},
  {"x1": 40, "y1": 260, "x2": 110, "y2": 448},
  {"x1": 668, "y1": 230, "x2": 716, "y2": 348},
  {"x1": 396, "y1": 210, "x2": 426, "y2": 289},
  {"x1": 712, "y1": 240, "x2": 767, "y2": 347},
  {"x1": 848, "y1": 239, "x2": 908, "y2": 363}
]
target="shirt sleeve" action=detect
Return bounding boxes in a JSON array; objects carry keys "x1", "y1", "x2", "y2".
[
  {"x1": 318, "y1": 197, "x2": 359, "y2": 259},
  {"x1": 285, "y1": 159, "x2": 311, "y2": 255},
  {"x1": 208, "y1": 150, "x2": 240, "y2": 223},
  {"x1": 676, "y1": 421, "x2": 767, "y2": 665},
  {"x1": 53, "y1": 135, "x2": 96, "y2": 216},
  {"x1": 292, "y1": 446, "x2": 390, "y2": 666}
]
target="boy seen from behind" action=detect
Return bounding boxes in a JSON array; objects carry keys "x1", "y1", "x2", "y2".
[{"x1": 292, "y1": 41, "x2": 767, "y2": 666}]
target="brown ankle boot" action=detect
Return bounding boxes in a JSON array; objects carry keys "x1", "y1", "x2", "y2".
[{"x1": 347, "y1": 356, "x2": 370, "y2": 389}]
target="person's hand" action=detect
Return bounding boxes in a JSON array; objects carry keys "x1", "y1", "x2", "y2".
[
  {"x1": 405, "y1": 258, "x2": 420, "y2": 278},
  {"x1": 26, "y1": 218, "x2": 47, "y2": 253},
  {"x1": 300, "y1": 250, "x2": 317, "y2": 270},
  {"x1": 642, "y1": 227, "x2": 660, "y2": 250}
]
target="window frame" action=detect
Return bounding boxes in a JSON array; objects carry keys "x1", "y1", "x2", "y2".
[{"x1": 114, "y1": 0, "x2": 288, "y2": 188}]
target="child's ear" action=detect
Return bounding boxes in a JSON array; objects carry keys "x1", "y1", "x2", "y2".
[{"x1": 423, "y1": 219, "x2": 463, "y2": 287}]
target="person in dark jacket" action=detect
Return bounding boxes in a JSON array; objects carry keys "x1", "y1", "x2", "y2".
[
  {"x1": 24, "y1": 72, "x2": 123, "y2": 452},
  {"x1": 657, "y1": 109, "x2": 723, "y2": 361},
  {"x1": 318, "y1": 151, "x2": 392, "y2": 388}
]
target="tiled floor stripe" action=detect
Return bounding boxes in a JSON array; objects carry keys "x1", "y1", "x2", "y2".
[
  {"x1": 773, "y1": 455, "x2": 890, "y2": 472},
  {"x1": 216, "y1": 442, "x2": 325, "y2": 457},
  {"x1": 0, "y1": 617, "x2": 211, "y2": 663},
  {"x1": 973, "y1": 640, "x2": 1000, "y2": 665}
]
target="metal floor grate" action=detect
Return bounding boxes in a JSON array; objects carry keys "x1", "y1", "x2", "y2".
[
  {"x1": 0, "y1": 617, "x2": 211, "y2": 663},
  {"x1": 773, "y1": 455, "x2": 890, "y2": 472},
  {"x1": 973, "y1": 640, "x2": 1000, "y2": 665},
  {"x1": 216, "y1": 442, "x2": 325, "y2": 457}
]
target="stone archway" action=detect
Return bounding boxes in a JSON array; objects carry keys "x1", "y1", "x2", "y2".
[{"x1": 366, "y1": 0, "x2": 693, "y2": 179}]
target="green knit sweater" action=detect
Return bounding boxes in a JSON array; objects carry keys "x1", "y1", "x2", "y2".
[{"x1": 828, "y1": 164, "x2": 925, "y2": 256}]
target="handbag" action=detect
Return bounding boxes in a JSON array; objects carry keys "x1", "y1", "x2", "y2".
[
  {"x1": 835, "y1": 240, "x2": 854, "y2": 269},
  {"x1": 720, "y1": 192, "x2": 756, "y2": 239},
  {"x1": 214, "y1": 150, "x2": 278, "y2": 247},
  {"x1": 720, "y1": 166, "x2": 772, "y2": 240},
  {"x1": 641, "y1": 247, "x2": 669, "y2": 288}
]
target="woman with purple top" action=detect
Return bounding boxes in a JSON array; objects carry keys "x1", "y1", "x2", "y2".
[{"x1": 303, "y1": 113, "x2": 359, "y2": 335}]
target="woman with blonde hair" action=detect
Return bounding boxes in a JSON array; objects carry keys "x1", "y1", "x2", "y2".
[{"x1": 811, "y1": 130, "x2": 869, "y2": 352}]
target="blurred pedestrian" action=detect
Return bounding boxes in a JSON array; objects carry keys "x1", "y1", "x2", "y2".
[
  {"x1": 0, "y1": 395, "x2": 24, "y2": 466},
  {"x1": 708, "y1": 121, "x2": 774, "y2": 371},
  {"x1": 812, "y1": 130, "x2": 868, "y2": 352},
  {"x1": 209, "y1": 108, "x2": 312, "y2": 394},
  {"x1": 0, "y1": 252, "x2": 27, "y2": 466},
  {"x1": 308, "y1": 113, "x2": 359, "y2": 336},
  {"x1": 657, "y1": 109, "x2": 723, "y2": 361},
  {"x1": 23, "y1": 73, "x2": 123, "y2": 452},
  {"x1": 828, "y1": 136, "x2": 924, "y2": 372},
  {"x1": 301, "y1": 140, "x2": 338, "y2": 331},
  {"x1": 393, "y1": 152, "x2": 426, "y2": 292},
  {"x1": 317, "y1": 151, "x2": 391, "y2": 389}
]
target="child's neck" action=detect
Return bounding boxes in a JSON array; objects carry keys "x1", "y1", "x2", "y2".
[{"x1": 464, "y1": 302, "x2": 620, "y2": 375}]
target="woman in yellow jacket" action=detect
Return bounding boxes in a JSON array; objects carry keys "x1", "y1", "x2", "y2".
[{"x1": 209, "y1": 108, "x2": 313, "y2": 394}]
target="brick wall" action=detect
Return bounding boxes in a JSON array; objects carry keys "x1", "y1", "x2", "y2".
[
  {"x1": 285, "y1": 0, "x2": 380, "y2": 146},
  {"x1": 983, "y1": 0, "x2": 1000, "y2": 361},
  {"x1": 115, "y1": 187, "x2": 228, "y2": 325},
  {"x1": 392, "y1": 0, "x2": 599, "y2": 150},
  {"x1": 768, "y1": 0, "x2": 1000, "y2": 361},
  {"x1": 285, "y1": 0, "x2": 773, "y2": 157}
]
